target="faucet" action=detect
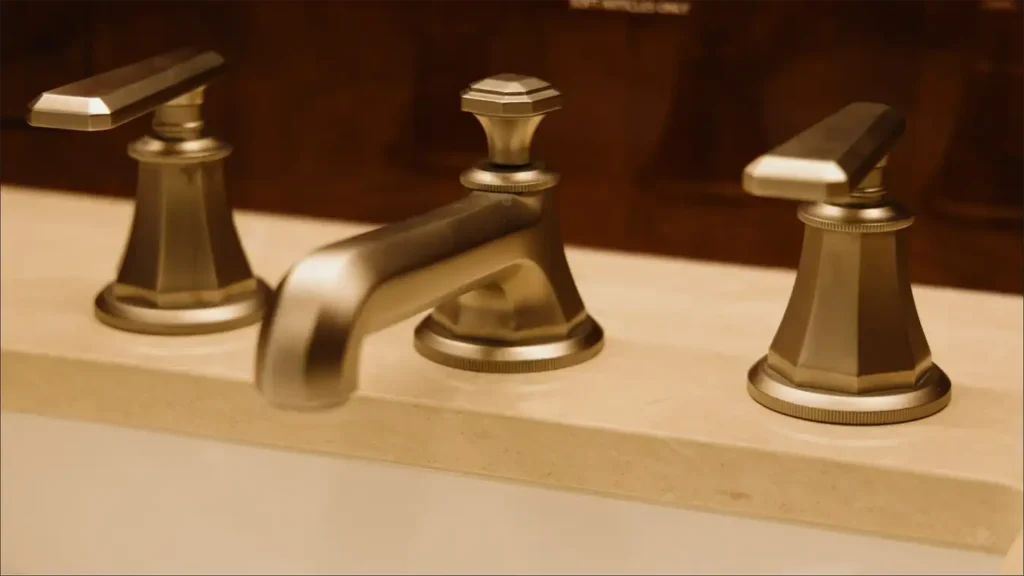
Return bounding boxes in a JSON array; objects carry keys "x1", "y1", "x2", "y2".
[
  {"x1": 26, "y1": 47, "x2": 271, "y2": 335},
  {"x1": 742, "y1": 102, "x2": 951, "y2": 426},
  {"x1": 255, "y1": 74, "x2": 605, "y2": 411}
]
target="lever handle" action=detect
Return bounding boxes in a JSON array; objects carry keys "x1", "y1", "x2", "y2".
[
  {"x1": 742, "y1": 102, "x2": 906, "y2": 204},
  {"x1": 461, "y1": 74, "x2": 561, "y2": 167},
  {"x1": 27, "y1": 48, "x2": 224, "y2": 132}
]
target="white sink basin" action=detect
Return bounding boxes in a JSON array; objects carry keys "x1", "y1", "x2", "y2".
[{"x1": 1, "y1": 412, "x2": 1002, "y2": 575}]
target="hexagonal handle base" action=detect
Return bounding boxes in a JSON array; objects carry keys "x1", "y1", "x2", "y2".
[
  {"x1": 102, "y1": 144, "x2": 268, "y2": 335},
  {"x1": 95, "y1": 279, "x2": 271, "y2": 336},
  {"x1": 747, "y1": 356, "x2": 951, "y2": 426},
  {"x1": 750, "y1": 206, "x2": 953, "y2": 425}
]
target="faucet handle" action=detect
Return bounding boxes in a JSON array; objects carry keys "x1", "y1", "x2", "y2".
[
  {"x1": 461, "y1": 74, "x2": 562, "y2": 167},
  {"x1": 26, "y1": 47, "x2": 269, "y2": 336},
  {"x1": 742, "y1": 102, "x2": 906, "y2": 205},
  {"x1": 27, "y1": 47, "x2": 223, "y2": 133}
]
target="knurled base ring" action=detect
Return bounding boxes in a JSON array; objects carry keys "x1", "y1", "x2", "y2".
[
  {"x1": 459, "y1": 161, "x2": 560, "y2": 194},
  {"x1": 747, "y1": 357, "x2": 952, "y2": 426},
  {"x1": 94, "y1": 279, "x2": 271, "y2": 335},
  {"x1": 413, "y1": 315, "x2": 604, "y2": 373},
  {"x1": 797, "y1": 202, "x2": 915, "y2": 234}
]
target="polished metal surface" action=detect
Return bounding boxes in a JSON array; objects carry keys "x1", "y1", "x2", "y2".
[
  {"x1": 743, "y1": 102, "x2": 905, "y2": 205},
  {"x1": 27, "y1": 48, "x2": 269, "y2": 335},
  {"x1": 458, "y1": 74, "x2": 562, "y2": 192},
  {"x1": 256, "y1": 74, "x2": 603, "y2": 411},
  {"x1": 27, "y1": 48, "x2": 223, "y2": 132},
  {"x1": 742, "y1": 102, "x2": 951, "y2": 425}
]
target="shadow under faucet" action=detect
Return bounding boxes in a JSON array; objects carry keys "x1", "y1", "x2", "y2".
[{"x1": 255, "y1": 74, "x2": 604, "y2": 411}]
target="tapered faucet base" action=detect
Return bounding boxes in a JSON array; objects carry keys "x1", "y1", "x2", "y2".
[
  {"x1": 414, "y1": 315, "x2": 604, "y2": 373},
  {"x1": 747, "y1": 356, "x2": 952, "y2": 426},
  {"x1": 94, "y1": 279, "x2": 271, "y2": 336}
]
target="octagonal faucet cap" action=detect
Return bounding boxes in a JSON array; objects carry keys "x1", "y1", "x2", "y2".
[
  {"x1": 461, "y1": 74, "x2": 561, "y2": 166},
  {"x1": 460, "y1": 74, "x2": 562, "y2": 117}
]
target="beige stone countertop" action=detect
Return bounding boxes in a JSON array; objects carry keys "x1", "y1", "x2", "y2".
[{"x1": 2, "y1": 185, "x2": 1022, "y2": 562}]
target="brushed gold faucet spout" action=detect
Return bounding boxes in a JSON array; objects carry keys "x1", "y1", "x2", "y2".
[
  {"x1": 256, "y1": 74, "x2": 604, "y2": 411},
  {"x1": 256, "y1": 190, "x2": 600, "y2": 411}
]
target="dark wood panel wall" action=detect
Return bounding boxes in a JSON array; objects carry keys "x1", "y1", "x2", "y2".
[{"x1": 2, "y1": 0, "x2": 1021, "y2": 293}]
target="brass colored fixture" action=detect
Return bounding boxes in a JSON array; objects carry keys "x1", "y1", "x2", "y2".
[
  {"x1": 27, "y1": 48, "x2": 270, "y2": 335},
  {"x1": 742, "y1": 102, "x2": 951, "y2": 426},
  {"x1": 255, "y1": 74, "x2": 604, "y2": 411}
]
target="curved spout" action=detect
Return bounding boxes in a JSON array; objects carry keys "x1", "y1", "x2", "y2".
[
  {"x1": 255, "y1": 191, "x2": 585, "y2": 411},
  {"x1": 254, "y1": 246, "x2": 366, "y2": 411}
]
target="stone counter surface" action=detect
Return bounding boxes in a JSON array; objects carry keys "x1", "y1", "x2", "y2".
[{"x1": 1, "y1": 186, "x2": 1021, "y2": 564}]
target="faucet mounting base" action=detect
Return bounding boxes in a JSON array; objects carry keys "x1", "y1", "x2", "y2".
[
  {"x1": 413, "y1": 315, "x2": 604, "y2": 373},
  {"x1": 94, "y1": 280, "x2": 271, "y2": 336},
  {"x1": 747, "y1": 356, "x2": 951, "y2": 426}
]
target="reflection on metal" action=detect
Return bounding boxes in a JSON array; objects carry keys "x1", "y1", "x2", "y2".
[
  {"x1": 26, "y1": 48, "x2": 270, "y2": 335},
  {"x1": 742, "y1": 102, "x2": 952, "y2": 426},
  {"x1": 255, "y1": 74, "x2": 604, "y2": 412}
]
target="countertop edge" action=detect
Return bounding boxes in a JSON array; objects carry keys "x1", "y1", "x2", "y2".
[{"x1": 2, "y1": 348, "x2": 1020, "y2": 555}]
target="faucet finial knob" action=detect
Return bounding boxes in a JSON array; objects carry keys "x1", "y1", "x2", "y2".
[{"x1": 461, "y1": 74, "x2": 561, "y2": 167}]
